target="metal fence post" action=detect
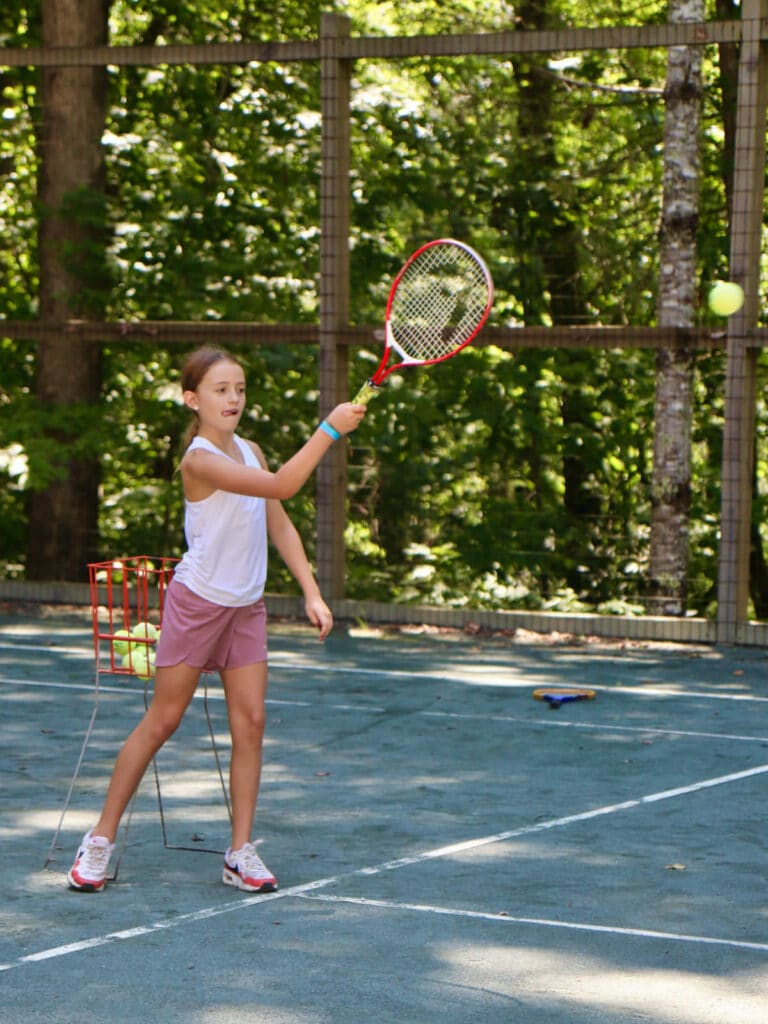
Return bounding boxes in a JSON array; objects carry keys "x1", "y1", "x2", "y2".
[
  {"x1": 318, "y1": 13, "x2": 352, "y2": 599},
  {"x1": 717, "y1": 0, "x2": 768, "y2": 642}
]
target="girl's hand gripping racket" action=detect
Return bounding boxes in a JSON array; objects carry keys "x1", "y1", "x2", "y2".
[{"x1": 353, "y1": 238, "x2": 494, "y2": 404}]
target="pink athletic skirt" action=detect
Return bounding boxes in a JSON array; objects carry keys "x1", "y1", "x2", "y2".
[{"x1": 155, "y1": 580, "x2": 268, "y2": 672}]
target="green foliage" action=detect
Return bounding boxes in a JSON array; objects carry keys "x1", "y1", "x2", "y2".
[
  {"x1": 104, "y1": 56, "x2": 322, "y2": 322},
  {"x1": 0, "y1": 1, "x2": 759, "y2": 617}
]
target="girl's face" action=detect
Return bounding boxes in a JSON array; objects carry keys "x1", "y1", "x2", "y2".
[{"x1": 184, "y1": 359, "x2": 246, "y2": 431}]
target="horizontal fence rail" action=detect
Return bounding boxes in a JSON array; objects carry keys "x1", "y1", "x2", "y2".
[
  {"x1": 0, "y1": 21, "x2": 751, "y2": 69},
  {"x1": 1, "y1": 320, "x2": 763, "y2": 351}
]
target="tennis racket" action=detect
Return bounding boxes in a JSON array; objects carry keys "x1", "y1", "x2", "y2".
[
  {"x1": 353, "y1": 238, "x2": 494, "y2": 404},
  {"x1": 533, "y1": 687, "x2": 596, "y2": 710}
]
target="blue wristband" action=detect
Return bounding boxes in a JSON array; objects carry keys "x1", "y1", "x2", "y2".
[{"x1": 319, "y1": 419, "x2": 341, "y2": 441}]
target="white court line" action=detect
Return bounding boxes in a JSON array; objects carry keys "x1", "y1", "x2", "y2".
[
  {"x1": 0, "y1": 675, "x2": 386, "y2": 714},
  {"x1": 3, "y1": 761, "x2": 768, "y2": 973},
  {"x1": 297, "y1": 894, "x2": 768, "y2": 954},
  {"x1": 276, "y1": 665, "x2": 768, "y2": 705},
  {"x1": 351, "y1": 762, "x2": 768, "y2": 874},
  {"x1": 1, "y1": 674, "x2": 766, "y2": 743},
  {"x1": 2, "y1": 637, "x2": 768, "y2": 703},
  {"x1": 0, "y1": 675, "x2": 130, "y2": 696},
  {"x1": 422, "y1": 708, "x2": 768, "y2": 745},
  {"x1": 0, "y1": 640, "x2": 91, "y2": 657}
]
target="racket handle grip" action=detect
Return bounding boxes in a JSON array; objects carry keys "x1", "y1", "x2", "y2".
[{"x1": 353, "y1": 380, "x2": 381, "y2": 405}]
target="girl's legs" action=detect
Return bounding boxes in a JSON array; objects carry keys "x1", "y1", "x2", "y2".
[
  {"x1": 220, "y1": 660, "x2": 269, "y2": 850},
  {"x1": 91, "y1": 662, "x2": 203, "y2": 842}
]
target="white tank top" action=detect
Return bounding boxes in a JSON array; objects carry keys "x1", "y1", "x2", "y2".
[{"x1": 173, "y1": 434, "x2": 268, "y2": 607}]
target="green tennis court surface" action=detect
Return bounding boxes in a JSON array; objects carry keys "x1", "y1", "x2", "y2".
[{"x1": 2, "y1": 604, "x2": 767, "y2": 1022}]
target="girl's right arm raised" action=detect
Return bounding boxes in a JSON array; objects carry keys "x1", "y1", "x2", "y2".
[{"x1": 182, "y1": 402, "x2": 366, "y2": 500}]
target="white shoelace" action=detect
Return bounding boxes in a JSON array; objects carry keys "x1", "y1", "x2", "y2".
[
  {"x1": 80, "y1": 841, "x2": 112, "y2": 875},
  {"x1": 235, "y1": 841, "x2": 272, "y2": 878}
]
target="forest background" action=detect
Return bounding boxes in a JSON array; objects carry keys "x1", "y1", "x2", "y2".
[{"x1": 0, "y1": 0, "x2": 765, "y2": 622}]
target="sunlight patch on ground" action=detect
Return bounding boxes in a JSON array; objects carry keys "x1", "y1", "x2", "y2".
[{"x1": 435, "y1": 942, "x2": 768, "y2": 1022}]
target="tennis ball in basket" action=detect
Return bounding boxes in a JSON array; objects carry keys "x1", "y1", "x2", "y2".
[
  {"x1": 132, "y1": 621, "x2": 159, "y2": 642},
  {"x1": 121, "y1": 648, "x2": 156, "y2": 680},
  {"x1": 112, "y1": 629, "x2": 132, "y2": 656},
  {"x1": 708, "y1": 281, "x2": 744, "y2": 316}
]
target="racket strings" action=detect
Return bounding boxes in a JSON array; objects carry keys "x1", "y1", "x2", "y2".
[{"x1": 390, "y1": 247, "x2": 490, "y2": 362}]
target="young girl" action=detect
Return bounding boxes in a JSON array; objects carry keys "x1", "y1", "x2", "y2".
[{"x1": 68, "y1": 345, "x2": 365, "y2": 893}]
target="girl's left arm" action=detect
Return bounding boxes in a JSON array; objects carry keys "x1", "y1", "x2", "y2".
[{"x1": 266, "y1": 499, "x2": 333, "y2": 640}]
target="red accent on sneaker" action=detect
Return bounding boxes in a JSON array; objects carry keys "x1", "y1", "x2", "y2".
[
  {"x1": 222, "y1": 841, "x2": 277, "y2": 892},
  {"x1": 67, "y1": 832, "x2": 115, "y2": 892}
]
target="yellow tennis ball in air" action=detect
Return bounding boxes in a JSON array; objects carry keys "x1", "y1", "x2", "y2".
[{"x1": 708, "y1": 281, "x2": 744, "y2": 316}]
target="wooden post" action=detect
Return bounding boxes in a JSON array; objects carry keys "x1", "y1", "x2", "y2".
[
  {"x1": 317, "y1": 13, "x2": 352, "y2": 599},
  {"x1": 716, "y1": 0, "x2": 768, "y2": 642}
]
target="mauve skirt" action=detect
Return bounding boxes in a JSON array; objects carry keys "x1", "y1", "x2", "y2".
[{"x1": 155, "y1": 579, "x2": 267, "y2": 672}]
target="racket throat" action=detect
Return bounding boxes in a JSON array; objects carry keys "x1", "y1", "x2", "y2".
[{"x1": 353, "y1": 379, "x2": 383, "y2": 405}]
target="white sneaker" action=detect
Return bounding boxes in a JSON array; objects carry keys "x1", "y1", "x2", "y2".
[
  {"x1": 223, "y1": 840, "x2": 277, "y2": 892},
  {"x1": 67, "y1": 831, "x2": 115, "y2": 892}
]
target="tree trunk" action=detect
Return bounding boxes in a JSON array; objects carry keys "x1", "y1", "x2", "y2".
[
  {"x1": 512, "y1": 0, "x2": 599, "y2": 592},
  {"x1": 648, "y1": 0, "x2": 703, "y2": 615},
  {"x1": 27, "y1": 0, "x2": 110, "y2": 580}
]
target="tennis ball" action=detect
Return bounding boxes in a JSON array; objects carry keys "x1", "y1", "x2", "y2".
[
  {"x1": 708, "y1": 281, "x2": 744, "y2": 316},
  {"x1": 132, "y1": 621, "x2": 159, "y2": 642},
  {"x1": 121, "y1": 648, "x2": 156, "y2": 680},
  {"x1": 112, "y1": 629, "x2": 132, "y2": 656}
]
